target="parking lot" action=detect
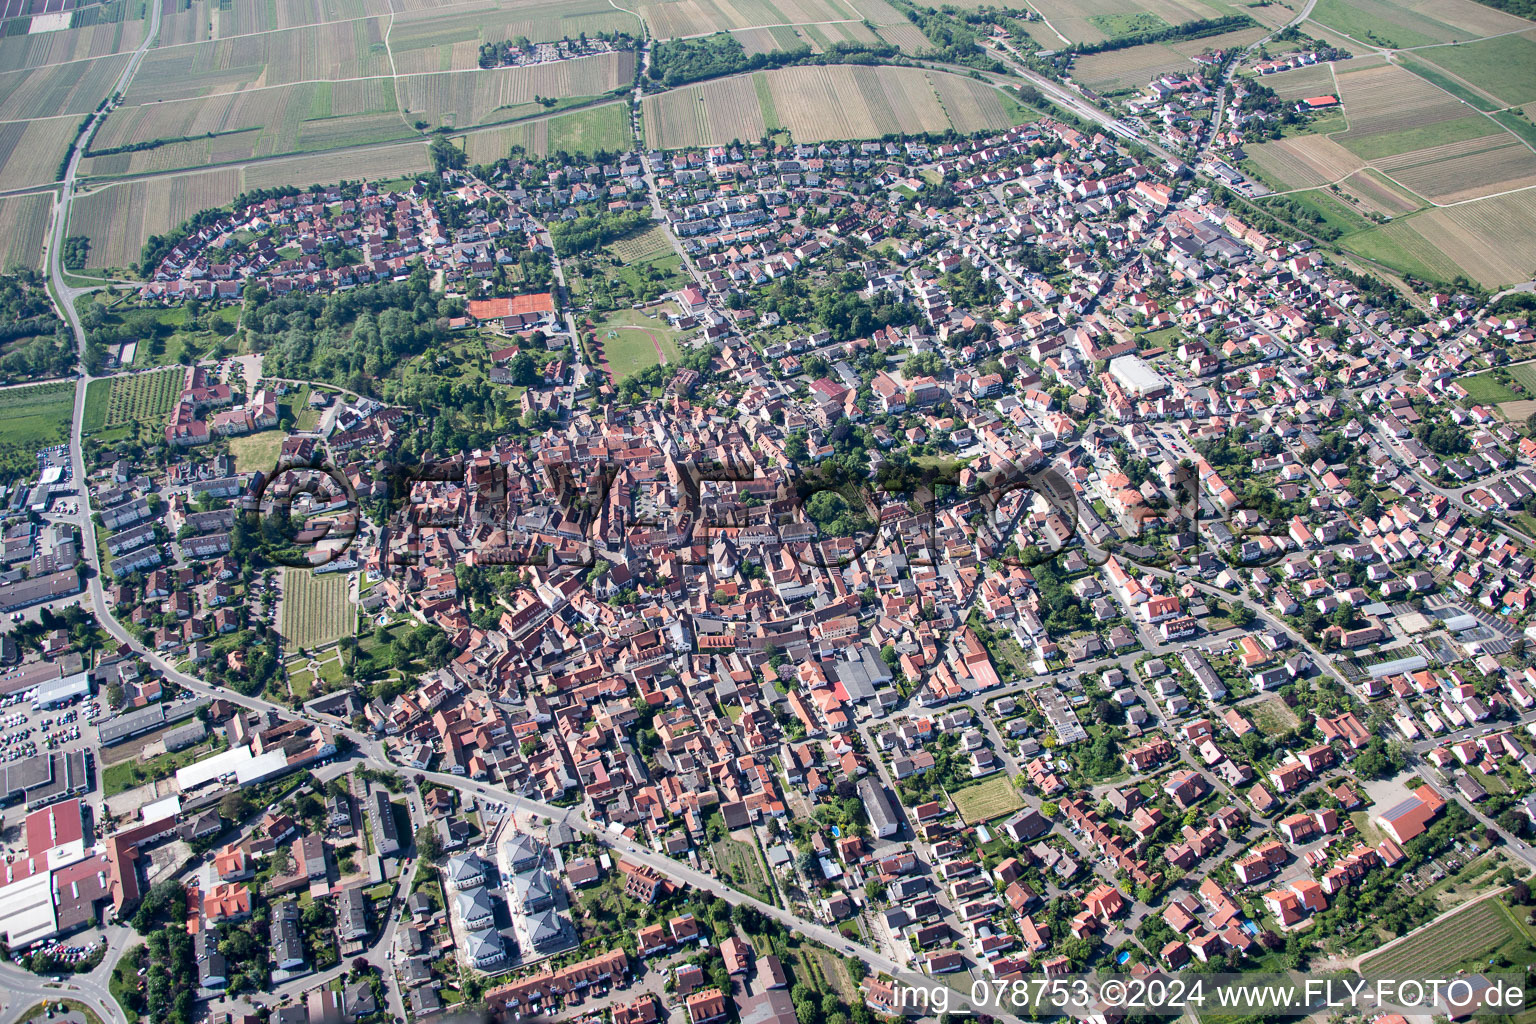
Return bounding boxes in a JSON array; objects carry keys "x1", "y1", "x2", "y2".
[{"x1": 0, "y1": 690, "x2": 100, "y2": 837}]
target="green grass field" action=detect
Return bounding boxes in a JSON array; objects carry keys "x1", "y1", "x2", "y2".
[
  {"x1": 1307, "y1": 0, "x2": 1452, "y2": 49},
  {"x1": 546, "y1": 103, "x2": 632, "y2": 155},
  {"x1": 0, "y1": 380, "x2": 72, "y2": 481},
  {"x1": 1358, "y1": 897, "x2": 1518, "y2": 977},
  {"x1": 228, "y1": 430, "x2": 286, "y2": 474},
  {"x1": 1458, "y1": 371, "x2": 1521, "y2": 404},
  {"x1": 592, "y1": 308, "x2": 683, "y2": 380},
  {"x1": 950, "y1": 775, "x2": 1025, "y2": 823},
  {"x1": 1398, "y1": 55, "x2": 1499, "y2": 111},
  {"x1": 1262, "y1": 187, "x2": 1376, "y2": 237},
  {"x1": 1403, "y1": 34, "x2": 1536, "y2": 108},
  {"x1": 280, "y1": 567, "x2": 353, "y2": 650},
  {"x1": 1087, "y1": 11, "x2": 1169, "y2": 35},
  {"x1": 81, "y1": 378, "x2": 110, "y2": 434}
]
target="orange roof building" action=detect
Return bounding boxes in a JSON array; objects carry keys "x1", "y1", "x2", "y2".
[{"x1": 467, "y1": 294, "x2": 555, "y2": 320}]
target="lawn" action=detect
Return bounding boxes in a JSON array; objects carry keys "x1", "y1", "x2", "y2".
[
  {"x1": 81, "y1": 378, "x2": 111, "y2": 433},
  {"x1": 0, "y1": 380, "x2": 72, "y2": 481},
  {"x1": 1458, "y1": 371, "x2": 1520, "y2": 404},
  {"x1": 280, "y1": 567, "x2": 353, "y2": 651},
  {"x1": 710, "y1": 835, "x2": 773, "y2": 904},
  {"x1": 1358, "y1": 896, "x2": 1518, "y2": 977},
  {"x1": 229, "y1": 430, "x2": 286, "y2": 474},
  {"x1": 950, "y1": 775, "x2": 1025, "y2": 824}
]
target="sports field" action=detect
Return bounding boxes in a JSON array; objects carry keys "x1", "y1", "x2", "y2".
[
  {"x1": 591, "y1": 308, "x2": 683, "y2": 381},
  {"x1": 280, "y1": 567, "x2": 354, "y2": 650}
]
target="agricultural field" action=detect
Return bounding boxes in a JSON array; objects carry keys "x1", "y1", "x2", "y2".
[
  {"x1": 0, "y1": 380, "x2": 72, "y2": 481},
  {"x1": 1247, "y1": 62, "x2": 1335, "y2": 101},
  {"x1": 0, "y1": 15, "x2": 145, "y2": 72},
  {"x1": 123, "y1": 18, "x2": 394, "y2": 104},
  {"x1": 460, "y1": 101, "x2": 631, "y2": 161},
  {"x1": 68, "y1": 168, "x2": 245, "y2": 269},
  {"x1": 872, "y1": 21, "x2": 931, "y2": 52},
  {"x1": 1307, "y1": 0, "x2": 1528, "y2": 48},
  {"x1": 0, "y1": 114, "x2": 79, "y2": 188},
  {"x1": 709, "y1": 834, "x2": 773, "y2": 903},
  {"x1": 609, "y1": 225, "x2": 673, "y2": 264},
  {"x1": 1244, "y1": 134, "x2": 1364, "y2": 190},
  {"x1": 1333, "y1": 63, "x2": 1467, "y2": 143},
  {"x1": 950, "y1": 775, "x2": 1025, "y2": 823},
  {"x1": 1358, "y1": 897, "x2": 1518, "y2": 978},
  {"x1": 237, "y1": 140, "x2": 430, "y2": 190},
  {"x1": 637, "y1": 0, "x2": 857, "y2": 40},
  {"x1": 84, "y1": 78, "x2": 410, "y2": 176},
  {"x1": 640, "y1": 64, "x2": 1033, "y2": 149},
  {"x1": 0, "y1": 192, "x2": 53, "y2": 272},
  {"x1": 102, "y1": 367, "x2": 184, "y2": 429},
  {"x1": 388, "y1": 0, "x2": 640, "y2": 74},
  {"x1": 1375, "y1": 132, "x2": 1536, "y2": 205},
  {"x1": 1340, "y1": 217, "x2": 1465, "y2": 283},
  {"x1": 280, "y1": 567, "x2": 354, "y2": 650},
  {"x1": 1025, "y1": 0, "x2": 1226, "y2": 43},
  {"x1": 931, "y1": 70, "x2": 1035, "y2": 133},
  {"x1": 1400, "y1": 32, "x2": 1536, "y2": 108},
  {"x1": 1340, "y1": 168, "x2": 1424, "y2": 217},
  {"x1": 730, "y1": 24, "x2": 809, "y2": 53},
  {"x1": 0, "y1": 52, "x2": 129, "y2": 120},
  {"x1": 1350, "y1": 189, "x2": 1536, "y2": 288},
  {"x1": 397, "y1": 50, "x2": 635, "y2": 128},
  {"x1": 800, "y1": 19, "x2": 880, "y2": 49},
  {"x1": 1072, "y1": 27, "x2": 1263, "y2": 92},
  {"x1": 765, "y1": 65, "x2": 971, "y2": 143},
  {"x1": 203, "y1": 0, "x2": 392, "y2": 37},
  {"x1": 642, "y1": 73, "x2": 768, "y2": 149}
]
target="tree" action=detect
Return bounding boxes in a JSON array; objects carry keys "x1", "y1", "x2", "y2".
[
  {"x1": 427, "y1": 135, "x2": 465, "y2": 173},
  {"x1": 219, "y1": 791, "x2": 251, "y2": 822},
  {"x1": 414, "y1": 824, "x2": 442, "y2": 861}
]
